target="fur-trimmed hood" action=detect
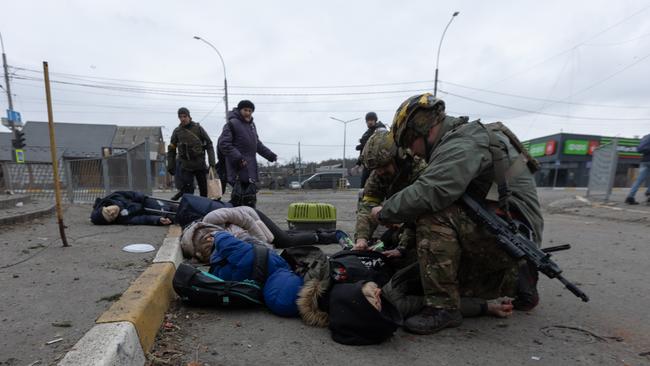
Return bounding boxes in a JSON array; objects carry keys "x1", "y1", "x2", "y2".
[{"x1": 297, "y1": 278, "x2": 330, "y2": 327}]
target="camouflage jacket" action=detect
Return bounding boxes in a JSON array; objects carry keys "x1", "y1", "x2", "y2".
[
  {"x1": 167, "y1": 121, "x2": 216, "y2": 172},
  {"x1": 379, "y1": 117, "x2": 544, "y2": 243},
  {"x1": 354, "y1": 157, "x2": 427, "y2": 243}
]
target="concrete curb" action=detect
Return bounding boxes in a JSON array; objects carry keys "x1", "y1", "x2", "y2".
[
  {"x1": 0, "y1": 194, "x2": 31, "y2": 209},
  {"x1": 0, "y1": 202, "x2": 55, "y2": 225},
  {"x1": 59, "y1": 225, "x2": 182, "y2": 366}
]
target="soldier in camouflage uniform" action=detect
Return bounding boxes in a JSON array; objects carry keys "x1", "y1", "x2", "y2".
[
  {"x1": 354, "y1": 130, "x2": 426, "y2": 259},
  {"x1": 167, "y1": 107, "x2": 216, "y2": 198},
  {"x1": 371, "y1": 93, "x2": 543, "y2": 334}
]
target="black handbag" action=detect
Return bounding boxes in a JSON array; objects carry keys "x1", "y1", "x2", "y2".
[{"x1": 231, "y1": 180, "x2": 258, "y2": 207}]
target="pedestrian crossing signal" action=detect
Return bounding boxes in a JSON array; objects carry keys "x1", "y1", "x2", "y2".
[{"x1": 15, "y1": 149, "x2": 25, "y2": 163}]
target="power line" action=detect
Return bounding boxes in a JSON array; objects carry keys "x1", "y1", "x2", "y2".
[
  {"x1": 439, "y1": 80, "x2": 650, "y2": 109},
  {"x1": 582, "y1": 31, "x2": 650, "y2": 47},
  {"x1": 486, "y1": 3, "x2": 650, "y2": 85},
  {"x1": 12, "y1": 74, "x2": 430, "y2": 97},
  {"x1": 11, "y1": 65, "x2": 434, "y2": 90},
  {"x1": 439, "y1": 89, "x2": 649, "y2": 121},
  {"x1": 566, "y1": 51, "x2": 650, "y2": 98},
  {"x1": 12, "y1": 79, "x2": 418, "y2": 106},
  {"x1": 10, "y1": 67, "x2": 648, "y2": 123}
]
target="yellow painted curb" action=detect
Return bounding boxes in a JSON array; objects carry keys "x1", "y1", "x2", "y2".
[
  {"x1": 168, "y1": 225, "x2": 182, "y2": 237},
  {"x1": 96, "y1": 262, "x2": 176, "y2": 352}
]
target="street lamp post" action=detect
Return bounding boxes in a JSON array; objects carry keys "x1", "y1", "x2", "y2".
[
  {"x1": 329, "y1": 117, "x2": 360, "y2": 173},
  {"x1": 193, "y1": 36, "x2": 229, "y2": 121},
  {"x1": 433, "y1": 11, "x2": 460, "y2": 97}
]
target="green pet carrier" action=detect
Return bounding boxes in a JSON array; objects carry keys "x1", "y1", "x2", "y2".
[{"x1": 287, "y1": 202, "x2": 337, "y2": 231}]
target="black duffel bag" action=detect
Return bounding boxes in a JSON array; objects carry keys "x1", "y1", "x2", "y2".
[{"x1": 329, "y1": 250, "x2": 393, "y2": 287}]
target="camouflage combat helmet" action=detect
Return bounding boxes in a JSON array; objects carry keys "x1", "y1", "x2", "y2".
[
  {"x1": 391, "y1": 93, "x2": 446, "y2": 147},
  {"x1": 361, "y1": 130, "x2": 397, "y2": 170}
]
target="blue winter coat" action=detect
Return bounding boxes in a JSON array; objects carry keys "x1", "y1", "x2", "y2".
[
  {"x1": 218, "y1": 109, "x2": 277, "y2": 184},
  {"x1": 209, "y1": 231, "x2": 289, "y2": 281}
]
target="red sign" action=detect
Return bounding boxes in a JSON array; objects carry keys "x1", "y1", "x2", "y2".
[
  {"x1": 588, "y1": 140, "x2": 599, "y2": 155},
  {"x1": 545, "y1": 140, "x2": 557, "y2": 155}
]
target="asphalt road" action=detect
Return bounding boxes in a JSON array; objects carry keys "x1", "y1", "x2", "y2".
[{"x1": 150, "y1": 189, "x2": 650, "y2": 366}]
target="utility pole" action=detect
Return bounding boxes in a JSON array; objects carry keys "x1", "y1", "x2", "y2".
[
  {"x1": 1, "y1": 32, "x2": 25, "y2": 163},
  {"x1": 298, "y1": 141, "x2": 302, "y2": 183},
  {"x1": 1, "y1": 32, "x2": 13, "y2": 110}
]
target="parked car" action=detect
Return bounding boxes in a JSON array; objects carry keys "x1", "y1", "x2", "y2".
[
  {"x1": 301, "y1": 172, "x2": 350, "y2": 189},
  {"x1": 289, "y1": 181, "x2": 301, "y2": 190}
]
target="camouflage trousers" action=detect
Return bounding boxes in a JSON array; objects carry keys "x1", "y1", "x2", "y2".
[{"x1": 415, "y1": 204, "x2": 518, "y2": 309}]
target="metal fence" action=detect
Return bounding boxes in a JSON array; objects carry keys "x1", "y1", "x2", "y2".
[
  {"x1": 586, "y1": 139, "x2": 618, "y2": 201},
  {"x1": 1, "y1": 140, "x2": 153, "y2": 203}
]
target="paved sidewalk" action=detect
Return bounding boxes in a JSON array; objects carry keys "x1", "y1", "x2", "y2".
[{"x1": 0, "y1": 204, "x2": 169, "y2": 366}]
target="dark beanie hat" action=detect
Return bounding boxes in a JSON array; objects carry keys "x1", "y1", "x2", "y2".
[
  {"x1": 237, "y1": 100, "x2": 255, "y2": 111},
  {"x1": 90, "y1": 198, "x2": 108, "y2": 225},
  {"x1": 178, "y1": 107, "x2": 191, "y2": 117},
  {"x1": 365, "y1": 112, "x2": 378, "y2": 121},
  {"x1": 328, "y1": 281, "x2": 402, "y2": 345}
]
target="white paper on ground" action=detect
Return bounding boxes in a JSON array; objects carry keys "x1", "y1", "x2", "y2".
[{"x1": 122, "y1": 244, "x2": 155, "y2": 253}]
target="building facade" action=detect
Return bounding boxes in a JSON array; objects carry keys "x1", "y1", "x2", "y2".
[{"x1": 523, "y1": 133, "x2": 643, "y2": 187}]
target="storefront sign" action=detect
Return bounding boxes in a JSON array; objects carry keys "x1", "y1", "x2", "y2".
[
  {"x1": 563, "y1": 140, "x2": 589, "y2": 155},
  {"x1": 545, "y1": 140, "x2": 557, "y2": 155},
  {"x1": 529, "y1": 143, "x2": 546, "y2": 157}
]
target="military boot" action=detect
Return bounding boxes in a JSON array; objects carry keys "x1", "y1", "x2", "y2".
[
  {"x1": 316, "y1": 229, "x2": 338, "y2": 244},
  {"x1": 404, "y1": 306, "x2": 462, "y2": 335},
  {"x1": 513, "y1": 261, "x2": 539, "y2": 311}
]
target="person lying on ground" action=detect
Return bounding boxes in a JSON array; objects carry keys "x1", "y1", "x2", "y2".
[
  {"x1": 306, "y1": 277, "x2": 515, "y2": 346},
  {"x1": 90, "y1": 191, "x2": 175, "y2": 226},
  {"x1": 180, "y1": 205, "x2": 349, "y2": 263}
]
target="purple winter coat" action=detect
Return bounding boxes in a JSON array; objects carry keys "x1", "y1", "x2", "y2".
[{"x1": 218, "y1": 109, "x2": 277, "y2": 184}]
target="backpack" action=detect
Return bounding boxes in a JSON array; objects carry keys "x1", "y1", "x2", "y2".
[
  {"x1": 173, "y1": 244, "x2": 269, "y2": 307},
  {"x1": 329, "y1": 250, "x2": 393, "y2": 287},
  {"x1": 637, "y1": 134, "x2": 650, "y2": 154},
  {"x1": 281, "y1": 245, "x2": 330, "y2": 284}
]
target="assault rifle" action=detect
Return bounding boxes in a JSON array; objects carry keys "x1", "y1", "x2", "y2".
[{"x1": 461, "y1": 194, "x2": 589, "y2": 302}]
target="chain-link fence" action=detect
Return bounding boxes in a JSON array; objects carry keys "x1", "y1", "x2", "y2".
[
  {"x1": 1, "y1": 162, "x2": 65, "y2": 201},
  {"x1": 1, "y1": 140, "x2": 153, "y2": 203},
  {"x1": 586, "y1": 139, "x2": 618, "y2": 201}
]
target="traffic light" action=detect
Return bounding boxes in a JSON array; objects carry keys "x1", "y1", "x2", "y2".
[{"x1": 12, "y1": 129, "x2": 26, "y2": 149}]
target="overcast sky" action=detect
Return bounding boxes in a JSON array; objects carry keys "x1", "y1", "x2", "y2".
[{"x1": 1, "y1": 0, "x2": 649, "y2": 164}]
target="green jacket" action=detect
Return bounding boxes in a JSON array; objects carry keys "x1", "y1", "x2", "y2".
[
  {"x1": 167, "y1": 121, "x2": 216, "y2": 172},
  {"x1": 380, "y1": 117, "x2": 543, "y2": 242},
  {"x1": 354, "y1": 157, "x2": 427, "y2": 242}
]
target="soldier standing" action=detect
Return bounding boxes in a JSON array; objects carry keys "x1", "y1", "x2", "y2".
[
  {"x1": 371, "y1": 93, "x2": 543, "y2": 334},
  {"x1": 355, "y1": 112, "x2": 387, "y2": 187},
  {"x1": 167, "y1": 107, "x2": 216, "y2": 198}
]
